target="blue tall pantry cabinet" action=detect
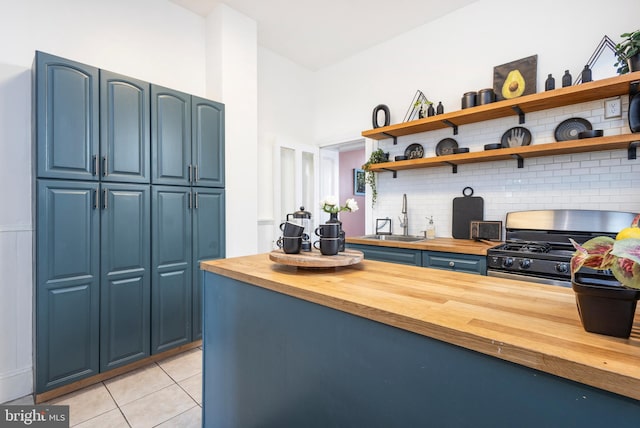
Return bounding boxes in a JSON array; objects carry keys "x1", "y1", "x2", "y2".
[
  {"x1": 34, "y1": 52, "x2": 225, "y2": 394},
  {"x1": 150, "y1": 86, "x2": 225, "y2": 351}
]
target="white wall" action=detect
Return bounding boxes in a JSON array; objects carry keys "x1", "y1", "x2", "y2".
[
  {"x1": 257, "y1": 48, "x2": 315, "y2": 251},
  {"x1": 205, "y1": 4, "x2": 259, "y2": 257},
  {"x1": 0, "y1": 63, "x2": 33, "y2": 404},
  {"x1": 313, "y1": 0, "x2": 640, "y2": 235}
]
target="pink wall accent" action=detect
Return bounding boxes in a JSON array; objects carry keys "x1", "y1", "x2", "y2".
[{"x1": 339, "y1": 149, "x2": 366, "y2": 237}]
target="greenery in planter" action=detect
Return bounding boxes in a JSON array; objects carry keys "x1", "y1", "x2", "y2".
[
  {"x1": 414, "y1": 97, "x2": 433, "y2": 118},
  {"x1": 362, "y1": 148, "x2": 388, "y2": 207},
  {"x1": 570, "y1": 214, "x2": 640, "y2": 289},
  {"x1": 614, "y1": 30, "x2": 640, "y2": 74}
]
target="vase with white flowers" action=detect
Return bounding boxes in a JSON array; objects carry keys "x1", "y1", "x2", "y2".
[
  {"x1": 569, "y1": 214, "x2": 640, "y2": 337},
  {"x1": 320, "y1": 196, "x2": 359, "y2": 252}
]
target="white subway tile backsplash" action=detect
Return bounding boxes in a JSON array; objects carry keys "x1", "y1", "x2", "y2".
[{"x1": 371, "y1": 98, "x2": 639, "y2": 237}]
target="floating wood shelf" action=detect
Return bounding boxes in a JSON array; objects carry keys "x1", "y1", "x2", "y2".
[
  {"x1": 366, "y1": 134, "x2": 640, "y2": 174},
  {"x1": 362, "y1": 72, "x2": 640, "y2": 141}
]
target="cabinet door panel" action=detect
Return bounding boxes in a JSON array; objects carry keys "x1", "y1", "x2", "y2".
[
  {"x1": 40, "y1": 284, "x2": 98, "y2": 389},
  {"x1": 35, "y1": 52, "x2": 99, "y2": 180},
  {"x1": 100, "y1": 184, "x2": 150, "y2": 370},
  {"x1": 152, "y1": 186, "x2": 192, "y2": 353},
  {"x1": 192, "y1": 96, "x2": 225, "y2": 187},
  {"x1": 151, "y1": 86, "x2": 191, "y2": 185},
  {"x1": 100, "y1": 71, "x2": 150, "y2": 183},
  {"x1": 36, "y1": 180, "x2": 99, "y2": 392},
  {"x1": 192, "y1": 189, "x2": 225, "y2": 340}
]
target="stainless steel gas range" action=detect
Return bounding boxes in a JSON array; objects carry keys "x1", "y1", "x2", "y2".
[{"x1": 487, "y1": 209, "x2": 638, "y2": 287}]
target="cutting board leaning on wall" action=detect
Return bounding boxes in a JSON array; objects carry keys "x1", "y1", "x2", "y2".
[{"x1": 452, "y1": 187, "x2": 484, "y2": 239}]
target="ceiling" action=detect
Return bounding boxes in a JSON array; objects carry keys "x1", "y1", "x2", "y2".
[{"x1": 170, "y1": 0, "x2": 479, "y2": 71}]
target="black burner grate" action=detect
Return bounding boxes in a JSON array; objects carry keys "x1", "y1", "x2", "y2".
[{"x1": 500, "y1": 242, "x2": 552, "y2": 253}]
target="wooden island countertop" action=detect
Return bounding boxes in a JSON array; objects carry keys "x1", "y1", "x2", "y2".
[
  {"x1": 345, "y1": 236, "x2": 497, "y2": 255},
  {"x1": 200, "y1": 254, "x2": 640, "y2": 401}
]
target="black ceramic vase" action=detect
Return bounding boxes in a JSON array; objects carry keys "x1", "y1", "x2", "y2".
[
  {"x1": 327, "y1": 213, "x2": 345, "y2": 252},
  {"x1": 628, "y1": 53, "x2": 640, "y2": 73},
  {"x1": 572, "y1": 275, "x2": 640, "y2": 338}
]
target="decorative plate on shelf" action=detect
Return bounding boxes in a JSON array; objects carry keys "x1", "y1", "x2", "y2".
[
  {"x1": 435, "y1": 138, "x2": 458, "y2": 156},
  {"x1": 404, "y1": 143, "x2": 424, "y2": 159},
  {"x1": 501, "y1": 126, "x2": 532, "y2": 148},
  {"x1": 554, "y1": 117, "x2": 592, "y2": 141}
]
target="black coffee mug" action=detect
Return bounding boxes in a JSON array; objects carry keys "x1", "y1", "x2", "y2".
[
  {"x1": 277, "y1": 236, "x2": 302, "y2": 254},
  {"x1": 315, "y1": 223, "x2": 340, "y2": 238},
  {"x1": 279, "y1": 221, "x2": 304, "y2": 238},
  {"x1": 313, "y1": 237, "x2": 340, "y2": 256}
]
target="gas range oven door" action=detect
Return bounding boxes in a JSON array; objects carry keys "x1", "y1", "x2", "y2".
[{"x1": 487, "y1": 270, "x2": 571, "y2": 288}]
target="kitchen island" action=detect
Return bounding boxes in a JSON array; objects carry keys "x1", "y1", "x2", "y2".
[{"x1": 200, "y1": 254, "x2": 640, "y2": 427}]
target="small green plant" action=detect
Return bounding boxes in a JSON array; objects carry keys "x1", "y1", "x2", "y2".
[
  {"x1": 414, "y1": 97, "x2": 433, "y2": 118},
  {"x1": 362, "y1": 149, "x2": 388, "y2": 207},
  {"x1": 614, "y1": 30, "x2": 640, "y2": 74}
]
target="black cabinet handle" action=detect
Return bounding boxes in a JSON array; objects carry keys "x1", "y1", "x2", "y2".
[
  {"x1": 102, "y1": 156, "x2": 108, "y2": 177},
  {"x1": 93, "y1": 155, "x2": 98, "y2": 176},
  {"x1": 103, "y1": 188, "x2": 108, "y2": 209}
]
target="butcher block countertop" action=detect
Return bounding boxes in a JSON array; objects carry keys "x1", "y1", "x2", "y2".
[
  {"x1": 201, "y1": 254, "x2": 640, "y2": 401},
  {"x1": 346, "y1": 236, "x2": 497, "y2": 255}
]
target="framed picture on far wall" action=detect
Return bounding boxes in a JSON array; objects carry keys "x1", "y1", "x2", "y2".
[
  {"x1": 354, "y1": 168, "x2": 365, "y2": 196},
  {"x1": 493, "y1": 54, "x2": 537, "y2": 101}
]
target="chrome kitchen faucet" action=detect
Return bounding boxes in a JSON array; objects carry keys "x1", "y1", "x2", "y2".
[{"x1": 399, "y1": 194, "x2": 408, "y2": 236}]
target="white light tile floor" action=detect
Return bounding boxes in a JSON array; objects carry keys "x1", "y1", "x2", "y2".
[{"x1": 5, "y1": 347, "x2": 203, "y2": 427}]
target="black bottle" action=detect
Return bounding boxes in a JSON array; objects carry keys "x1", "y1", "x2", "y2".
[
  {"x1": 562, "y1": 70, "x2": 572, "y2": 87},
  {"x1": 427, "y1": 103, "x2": 435, "y2": 117},
  {"x1": 581, "y1": 65, "x2": 592, "y2": 83},
  {"x1": 545, "y1": 74, "x2": 555, "y2": 91},
  {"x1": 436, "y1": 102, "x2": 444, "y2": 115}
]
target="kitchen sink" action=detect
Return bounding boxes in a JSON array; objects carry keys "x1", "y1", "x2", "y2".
[{"x1": 359, "y1": 235, "x2": 425, "y2": 242}]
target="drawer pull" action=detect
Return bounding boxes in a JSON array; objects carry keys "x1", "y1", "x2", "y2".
[{"x1": 449, "y1": 261, "x2": 455, "y2": 267}]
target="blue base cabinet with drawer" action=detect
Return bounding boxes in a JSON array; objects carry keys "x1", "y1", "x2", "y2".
[
  {"x1": 422, "y1": 251, "x2": 486, "y2": 275},
  {"x1": 34, "y1": 51, "x2": 225, "y2": 394},
  {"x1": 346, "y1": 244, "x2": 486, "y2": 275},
  {"x1": 346, "y1": 244, "x2": 422, "y2": 266}
]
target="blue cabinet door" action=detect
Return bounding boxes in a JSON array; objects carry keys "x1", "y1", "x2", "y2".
[
  {"x1": 35, "y1": 52, "x2": 99, "y2": 180},
  {"x1": 100, "y1": 71, "x2": 150, "y2": 183},
  {"x1": 100, "y1": 184, "x2": 151, "y2": 371},
  {"x1": 36, "y1": 180, "x2": 100, "y2": 392},
  {"x1": 192, "y1": 96, "x2": 225, "y2": 188},
  {"x1": 346, "y1": 244, "x2": 422, "y2": 266},
  {"x1": 151, "y1": 86, "x2": 191, "y2": 185},
  {"x1": 151, "y1": 186, "x2": 192, "y2": 353},
  {"x1": 192, "y1": 188, "x2": 225, "y2": 340}
]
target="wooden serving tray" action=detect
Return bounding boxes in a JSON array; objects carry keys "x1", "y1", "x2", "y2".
[{"x1": 269, "y1": 249, "x2": 363, "y2": 268}]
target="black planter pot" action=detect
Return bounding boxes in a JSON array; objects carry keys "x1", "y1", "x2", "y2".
[
  {"x1": 628, "y1": 53, "x2": 640, "y2": 73},
  {"x1": 572, "y1": 276, "x2": 640, "y2": 338}
]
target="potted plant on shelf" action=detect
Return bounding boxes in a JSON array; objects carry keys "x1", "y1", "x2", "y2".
[
  {"x1": 614, "y1": 30, "x2": 640, "y2": 74},
  {"x1": 569, "y1": 214, "x2": 640, "y2": 337},
  {"x1": 362, "y1": 149, "x2": 389, "y2": 207},
  {"x1": 414, "y1": 97, "x2": 433, "y2": 119}
]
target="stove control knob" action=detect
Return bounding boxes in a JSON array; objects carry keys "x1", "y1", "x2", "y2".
[
  {"x1": 503, "y1": 257, "x2": 514, "y2": 268},
  {"x1": 556, "y1": 263, "x2": 569, "y2": 273},
  {"x1": 519, "y1": 259, "x2": 531, "y2": 269}
]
